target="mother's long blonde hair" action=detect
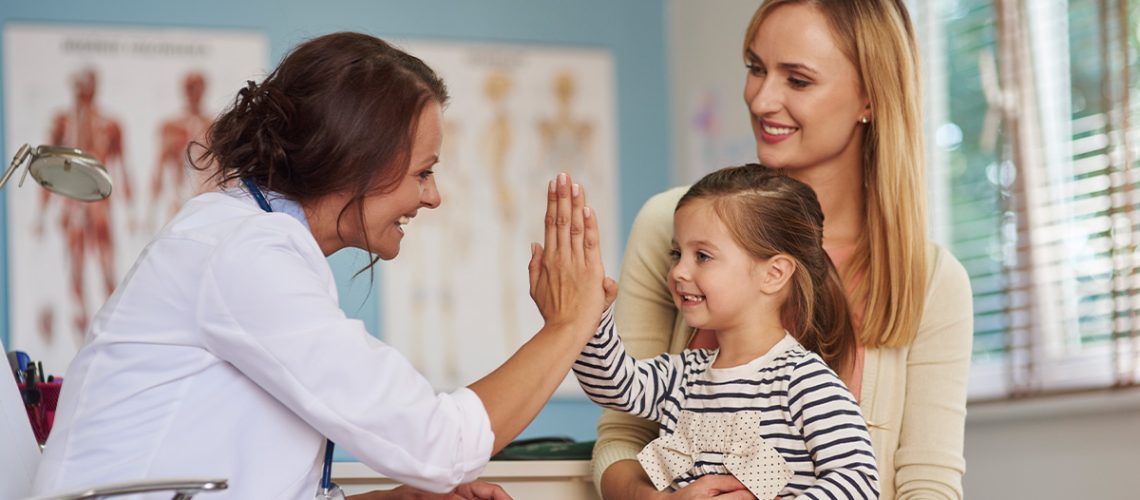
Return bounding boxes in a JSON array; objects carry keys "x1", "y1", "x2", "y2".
[{"x1": 743, "y1": 0, "x2": 928, "y2": 348}]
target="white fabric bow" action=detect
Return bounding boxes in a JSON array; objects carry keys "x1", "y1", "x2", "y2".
[{"x1": 637, "y1": 410, "x2": 792, "y2": 499}]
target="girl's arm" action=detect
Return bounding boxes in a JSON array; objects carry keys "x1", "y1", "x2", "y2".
[
  {"x1": 574, "y1": 307, "x2": 686, "y2": 423},
  {"x1": 789, "y1": 357, "x2": 879, "y2": 499},
  {"x1": 593, "y1": 187, "x2": 689, "y2": 499}
]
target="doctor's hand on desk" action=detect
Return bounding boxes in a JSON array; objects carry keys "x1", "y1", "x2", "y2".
[{"x1": 349, "y1": 480, "x2": 511, "y2": 500}]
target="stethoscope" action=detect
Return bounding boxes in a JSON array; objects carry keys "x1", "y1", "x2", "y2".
[{"x1": 242, "y1": 178, "x2": 344, "y2": 500}]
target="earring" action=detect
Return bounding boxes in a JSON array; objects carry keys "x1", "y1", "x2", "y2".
[{"x1": 860, "y1": 116, "x2": 870, "y2": 124}]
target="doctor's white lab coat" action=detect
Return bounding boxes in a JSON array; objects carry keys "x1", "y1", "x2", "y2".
[{"x1": 33, "y1": 190, "x2": 494, "y2": 499}]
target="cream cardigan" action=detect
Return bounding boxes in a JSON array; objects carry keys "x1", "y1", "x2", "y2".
[{"x1": 592, "y1": 186, "x2": 974, "y2": 500}]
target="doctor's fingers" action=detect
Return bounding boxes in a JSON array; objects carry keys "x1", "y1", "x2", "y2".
[
  {"x1": 554, "y1": 172, "x2": 573, "y2": 260},
  {"x1": 570, "y1": 181, "x2": 586, "y2": 263},
  {"x1": 544, "y1": 179, "x2": 557, "y2": 255},
  {"x1": 453, "y1": 481, "x2": 513, "y2": 500}
]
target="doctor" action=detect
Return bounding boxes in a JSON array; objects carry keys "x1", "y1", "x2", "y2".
[{"x1": 33, "y1": 32, "x2": 613, "y2": 500}]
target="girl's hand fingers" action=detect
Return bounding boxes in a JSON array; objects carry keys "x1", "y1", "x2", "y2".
[
  {"x1": 583, "y1": 205, "x2": 602, "y2": 272},
  {"x1": 603, "y1": 276, "x2": 618, "y2": 307},
  {"x1": 527, "y1": 242, "x2": 543, "y2": 300}
]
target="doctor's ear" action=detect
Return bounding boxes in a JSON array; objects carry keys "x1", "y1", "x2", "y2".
[{"x1": 759, "y1": 254, "x2": 796, "y2": 294}]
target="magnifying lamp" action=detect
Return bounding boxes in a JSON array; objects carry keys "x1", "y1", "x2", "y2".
[{"x1": 0, "y1": 144, "x2": 112, "y2": 201}]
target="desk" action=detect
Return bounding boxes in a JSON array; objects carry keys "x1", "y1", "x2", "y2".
[{"x1": 333, "y1": 460, "x2": 600, "y2": 499}]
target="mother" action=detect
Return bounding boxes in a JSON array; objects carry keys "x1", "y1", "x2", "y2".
[{"x1": 593, "y1": 1, "x2": 973, "y2": 498}]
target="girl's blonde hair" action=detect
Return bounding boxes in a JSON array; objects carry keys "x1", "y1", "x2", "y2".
[
  {"x1": 743, "y1": 0, "x2": 928, "y2": 348},
  {"x1": 678, "y1": 165, "x2": 855, "y2": 374}
]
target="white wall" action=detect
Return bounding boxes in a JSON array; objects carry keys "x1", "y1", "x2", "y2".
[
  {"x1": 963, "y1": 391, "x2": 1140, "y2": 499},
  {"x1": 666, "y1": 0, "x2": 758, "y2": 184}
]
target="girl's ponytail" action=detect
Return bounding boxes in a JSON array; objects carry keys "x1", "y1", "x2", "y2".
[{"x1": 799, "y1": 256, "x2": 855, "y2": 375}]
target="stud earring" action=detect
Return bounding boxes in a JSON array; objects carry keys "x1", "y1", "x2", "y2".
[{"x1": 860, "y1": 116, "x2": 870, "y2": 124}]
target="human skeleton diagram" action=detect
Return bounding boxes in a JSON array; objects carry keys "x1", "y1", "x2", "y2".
[
  {"x1": 404, "y1": 120, "x2": 472, "y2": 388},
  {"x1": 534, "y1": 70, "x2": 598, "y2": 246},
  {"x1": 536, "y1": 70, "x2": 595, "y2": 186},
  {"x1": 479, "y1": 70, "x2": 523, "y2": 351}
]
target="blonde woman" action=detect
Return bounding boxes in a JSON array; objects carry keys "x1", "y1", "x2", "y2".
[{"x1": 593, "y1": 1, "x2": 973, "y2": 499}]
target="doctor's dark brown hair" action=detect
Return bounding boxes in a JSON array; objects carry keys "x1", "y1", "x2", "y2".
[
  {"x1": 193, "y1": 31, "x2": 448, "y2": 258},
  {"x1": 677, "y1": 164, "x2": 855, "y2": 375}
]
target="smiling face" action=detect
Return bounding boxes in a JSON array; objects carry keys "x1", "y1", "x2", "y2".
[
  {"x1": 337, "y1": 100, "x2": 443, "y2": 259},
  {"x1": 743, "y1": 3, "x2": 868, "y2": 173},
  {"x1": 669, "y1": 199, "x2": 768, "y2": 333}
]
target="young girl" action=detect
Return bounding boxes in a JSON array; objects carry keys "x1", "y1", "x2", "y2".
[{"x1": 575, "y1": 165, "x2": 878, "y2": 499}]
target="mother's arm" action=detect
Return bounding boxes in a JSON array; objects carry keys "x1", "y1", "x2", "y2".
[{"x1": 895, "y1": 247, "x2": 974, "y2": 499}]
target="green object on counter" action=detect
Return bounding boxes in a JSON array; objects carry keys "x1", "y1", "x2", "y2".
[{"x1": 492, "y1": 437, "x2": 595, "y2": 461}]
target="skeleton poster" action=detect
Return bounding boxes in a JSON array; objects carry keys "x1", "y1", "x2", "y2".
[
  {"x1": 3, "y1": 24, "x2": 266, "y2": 373},
  {"x1": 381, "y1": 40, "x2": 618, "y2": 395}
]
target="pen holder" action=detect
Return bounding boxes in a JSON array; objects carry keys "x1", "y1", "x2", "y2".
[{"x1": 17, "y1": 381, "x2": 62, "y2": 445}]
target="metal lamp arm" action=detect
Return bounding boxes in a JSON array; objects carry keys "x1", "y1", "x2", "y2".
[{"x1": 0, "y1": 143, "x2": 32, "y2": 191}]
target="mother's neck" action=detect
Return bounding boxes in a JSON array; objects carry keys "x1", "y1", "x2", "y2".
[{"x1": 786, "y1": 160, "x2": 866, "y2": 251}]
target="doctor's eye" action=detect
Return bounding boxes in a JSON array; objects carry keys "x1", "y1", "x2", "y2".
[{"x1": 417, "y1": 169, "x2": 435, "y2": 180}]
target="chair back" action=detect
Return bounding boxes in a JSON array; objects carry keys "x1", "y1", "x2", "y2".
[{"x1": 1, "y1": 337, "x2": 42, "y2": 500}]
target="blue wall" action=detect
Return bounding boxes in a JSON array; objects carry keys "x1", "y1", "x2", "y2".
[{"x1": 0, "y1": 1, "x2": 672, "y2": 444}]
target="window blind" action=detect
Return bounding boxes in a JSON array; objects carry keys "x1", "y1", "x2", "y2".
[{"x1": 922, "y1": 0, "x2": 1140, "y2": 400}]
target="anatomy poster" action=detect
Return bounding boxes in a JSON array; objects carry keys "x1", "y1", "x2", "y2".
[
  {"x1": 381, "y1": 40, "x2": 618, "y2": 395},
  {"x1": 3, "y1": 24, "x2": 266, "y2": 373}
]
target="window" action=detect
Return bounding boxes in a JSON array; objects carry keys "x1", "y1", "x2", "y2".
[{"x1": 920, "y1": 0, "x2": 1140, "y2": 400}]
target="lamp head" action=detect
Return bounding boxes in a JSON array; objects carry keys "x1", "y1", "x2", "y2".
[{"x1": 2, "y1": 144, "x2": 112, "y2": 201}]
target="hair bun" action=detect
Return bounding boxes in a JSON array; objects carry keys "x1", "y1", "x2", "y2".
[{"x1": 237, "y1": 80, "x2": 263, "y2": 114}]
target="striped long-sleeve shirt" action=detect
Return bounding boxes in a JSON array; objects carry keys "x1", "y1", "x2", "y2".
[{"x1": 574, "y1": 308, "x2": 879, "y2": 499}]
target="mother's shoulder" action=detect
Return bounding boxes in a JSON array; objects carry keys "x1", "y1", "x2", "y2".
[
  {"x1": 924, "y1": 242, "x2": 973, "y2": 302},
  {"x1": 641, "y1": 185, "x2": 692, "y2": 214},
  {"x1": 630, "y1": 185, "x2": 693, "y2": 229}
]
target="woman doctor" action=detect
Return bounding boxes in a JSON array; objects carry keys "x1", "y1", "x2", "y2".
[{"x1": 33, "y1": 32, "x2": 612, "y2": 500}]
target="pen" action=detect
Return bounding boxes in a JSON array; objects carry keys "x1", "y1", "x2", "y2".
[{"x1": 6, "y1": 352, "x2": 23, "y2": 384}]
